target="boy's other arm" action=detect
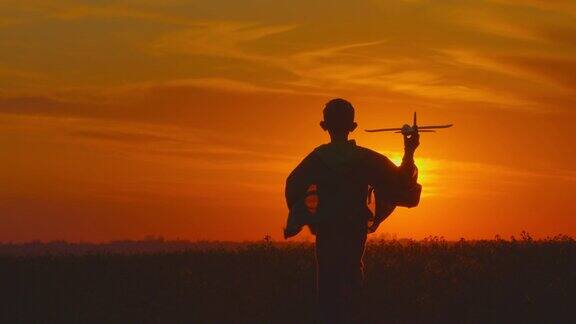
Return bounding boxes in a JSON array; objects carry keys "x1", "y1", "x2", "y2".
[
  {"x1": 285, "y1": 153, "x2": 316, "y2": 210},
  {"x1": 284, "y1": 153, "x2": 318, "y2": 238}
]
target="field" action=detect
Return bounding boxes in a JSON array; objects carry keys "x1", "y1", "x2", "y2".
[{"x1": 3, "y1": 235, "x2": 575, "y2": 323}]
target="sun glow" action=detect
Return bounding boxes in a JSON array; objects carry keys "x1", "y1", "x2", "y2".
[{"x1": 378, "y1": 151, "x2": 440, "y2": 197}]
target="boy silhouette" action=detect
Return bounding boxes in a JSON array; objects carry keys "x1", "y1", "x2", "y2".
[{"x1": 284, "y1": 98, "x2": 421, "y2": 323}]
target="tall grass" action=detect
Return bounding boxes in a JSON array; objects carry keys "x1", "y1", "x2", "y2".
[{"x1": 2, "y1": 235, "x2": 575, "y2": 323}]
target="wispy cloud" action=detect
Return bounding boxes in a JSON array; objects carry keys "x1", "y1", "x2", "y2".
[
  {"x1": 488, "y1": 0, "x2": 576, "y2": 16},
  {"x1": 493, "y1": 55, "x2": 576, "y2": 91},
  {"x1": 2, "y1": 0, "x2": 575, "y2": 113},
  {"x1": 151, "y1": 21, "x2": 299, "y2": 62}
]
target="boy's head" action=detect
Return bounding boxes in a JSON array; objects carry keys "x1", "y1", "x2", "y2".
[{"x1": 320, "y1": 98, "x2": 357, "y2": 137}]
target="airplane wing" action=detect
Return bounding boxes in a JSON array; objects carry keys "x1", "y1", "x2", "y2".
[
  {"x1": 418, "y1": 124, "x2": 453, "y2": 129},
  {"x1": 365, "y1": 127, "x2": 403, "y2": 132}
]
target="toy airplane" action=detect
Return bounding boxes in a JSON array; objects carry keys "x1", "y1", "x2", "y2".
[{"x1": 365, "y1": 112, "x2": 453, "y2": 135}]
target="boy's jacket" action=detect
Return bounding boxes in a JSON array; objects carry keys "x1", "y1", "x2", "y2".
[{"x1": 284, "y1": 140, "x2": 420, "y2": 238}]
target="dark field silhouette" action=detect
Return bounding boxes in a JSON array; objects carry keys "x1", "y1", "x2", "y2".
[{"x1": 3, "y1": 235, "x2": 575, "y2": 323}]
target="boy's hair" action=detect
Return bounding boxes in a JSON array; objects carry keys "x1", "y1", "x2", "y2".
[{"x1": 323, "y1": 98, "x2": 355, "y2": 131}]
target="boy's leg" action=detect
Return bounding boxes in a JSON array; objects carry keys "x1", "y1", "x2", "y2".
[
  {"x1": 342, "y1": 223, "x2": 368, "y2": 323},
  {"x1": 316, "y1": 222, "x2": 367, "y2": 323},
  {"x1": 316, "y1": 230, "x2": 345, "y2": 323},
  {"x1": 351, "y1": 226, "x2": 368, "y2": 322}
]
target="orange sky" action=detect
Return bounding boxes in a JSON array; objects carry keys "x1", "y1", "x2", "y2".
[{"x1": 1, "y1": 0, "x2": 575, "y2": 242}]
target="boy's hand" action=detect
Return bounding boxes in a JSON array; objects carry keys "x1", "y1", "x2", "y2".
[{"x1": 404, "y1": 129, "x2": 420, "y2": 153}]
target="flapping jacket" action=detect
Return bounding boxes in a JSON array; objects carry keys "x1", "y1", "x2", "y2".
[{"x1": 284, "y1": 140, "x2": 420, "y2": 238}]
